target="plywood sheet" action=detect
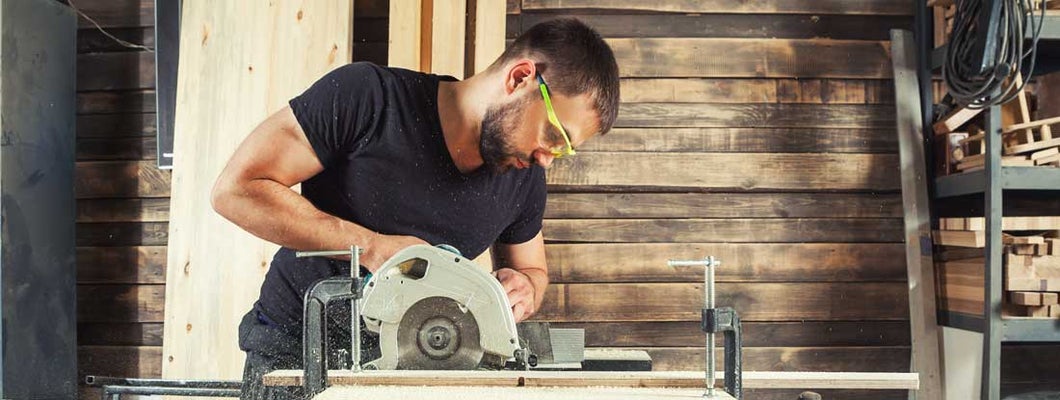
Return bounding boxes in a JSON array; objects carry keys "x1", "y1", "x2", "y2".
[{"x1": 162, "y1": 0, "x2": 352, "y2": 380}]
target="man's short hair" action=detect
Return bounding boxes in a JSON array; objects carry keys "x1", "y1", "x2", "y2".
[{"x1": 493, "y1": 18, "x2": 620, "y2": 136}]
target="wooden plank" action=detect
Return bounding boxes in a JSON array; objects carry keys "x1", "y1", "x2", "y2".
[
  {"x1": 77, "y1": 136, "x2": 158, "y2": 160},
  {"x1": 388, "y1": 0, "x2": 424, "y2": 70},
  {"x1": 553, "y1": 321, "x2": 910, "y2": 347},
  {"x1": 639, "y1": 347, "x2": 909, "y2": 372},
  {"x1": 1011, "y1": 291, "x2": 1044, "y2": 306},
  {"x1": 533, "y1": 282, "x2": 908, "y2": 322},
  {"x1": 1004, "y1": 235, "x2": 1045, "y2": 245},
  {"x1": 77, "y1": 246, "x2": 167, "y2": 284},
  {"x1": 615, "y1": 103, "x2": 895, "y2": 129},
  {"x1": 78, "y1": 284, "x2": 164, "y2": 322},
  {"x1": 932, "y1": 106, "x2": 981, "y2": 134},
  {"x1": 932, "y1": 230, "x2": 985, "y2": 247},
  {"x1": 546, "y1": 153, "x2": 900, "y2": 191},
  {"x1": 78, "y1": 346, "x2": 161, "y2": 379},
  {"x1": 583, "y1": 127, "x2": 897, "y2": 153},
  {"x1": 1004, "y1": 137, "x2": 1060, "y2": 156},
  {"x1": 545, "y1": 243, "x2": 907, "y2": 283},
  {"x1": 543, "y1": 219, "x2": 902, "y2": 243},
  {"x1": 1044, "y1": 292, "x2": 1060, "y2": 305},
  {"x1": 73, "y1": 0, "x2": 154, "y2": 28},
  {"x1": 517, "y1": 14, "x2": 910, "y2": 41},
  {"x1": 75, "y1": 160, "x2": 171, "y2": 198},
  {"x1": 264, "y1": 370, "x2": 918, "y2": 390},
  {"x1": 77, "y1": 198, "x2": 169, "y2": 222},
  {"x1": 165, "y1": 0, "x2": 353, "y2": 382},
  {"x1": 938, "y1": 216, "x2": 1060, "y2": 231},
  {"x1": 431, "y1": 0, "x2": 466, "y2": 78},
  {"x1": 608, "y1": 39, "x2": 892, "y2": 79},
  {"x1": 79, "y1": 323, "x2": 164, "y2": 346},
  {"x1": 77, "y1": 90, "x2": 155, "y2": 114},
  {"x1": 77, "y1": 222, "x2": 168, "y2": 246},
  {"x1": 545, "y1": 193, "x2": 902, "y2": 219},
  {"x1": 472, "y1": 0, "x2": 506, "y2": 74},
  {"x1": 890, "y1": 29, "x2": 944, "y2": 400},
  {"x1": 520, "y1": 0, "x2": 914, "y2": 15},
  {"x1": 312, "y1": 386, "x2": 734, "y2": 400},
  {"x1": 620, "y1": 79, "x2": 893, "y2": 104},
  {"x1": 77, "y1": 113, "x2": 157, "y2": 138},
  {"x1": 77, "y1": 52, "x2": 155, "y2": 91}
]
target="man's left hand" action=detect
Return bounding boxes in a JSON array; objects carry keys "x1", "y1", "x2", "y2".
[{"x1": 493, "y1": 268, "x2": 536, "y2": 322}]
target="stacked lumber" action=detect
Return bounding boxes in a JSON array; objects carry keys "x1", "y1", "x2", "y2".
[{"x1": 933, "y1": 216, "x2": 1060, "y2": 318}]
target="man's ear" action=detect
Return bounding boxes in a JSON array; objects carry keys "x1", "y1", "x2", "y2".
[{"x1": 503, "y1": 59, "x2": 537, "y2": 95}]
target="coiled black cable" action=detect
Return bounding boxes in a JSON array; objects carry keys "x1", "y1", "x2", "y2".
[{"x1": 943, "y1": 0, "x2": 1045, "y2": 109}]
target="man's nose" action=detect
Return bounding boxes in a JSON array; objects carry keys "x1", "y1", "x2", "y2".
[{"x1": 533, "y1": 150, "x2": 555, "y2": 168}]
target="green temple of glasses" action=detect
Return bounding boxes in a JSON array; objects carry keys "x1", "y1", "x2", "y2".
[{"x1": 537, "y1": 74, "x2": 576, "y2": 158}]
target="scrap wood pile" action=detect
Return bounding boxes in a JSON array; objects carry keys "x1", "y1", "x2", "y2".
[{"x1": 934, "y1": 216, "x2": 1060, "y2": 318}]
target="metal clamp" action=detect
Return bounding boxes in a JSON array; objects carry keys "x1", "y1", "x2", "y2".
[
  {"x1": 297, "y1": 246, "x2": 365, "y2": 396},
  {"x1": 668, "y1": 256, "x2": 741, "y2": 399}
]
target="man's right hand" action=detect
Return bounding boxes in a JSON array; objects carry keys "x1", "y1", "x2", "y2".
[{"x1": 362, "y1": 233, "x2": 429, "y2": 272}]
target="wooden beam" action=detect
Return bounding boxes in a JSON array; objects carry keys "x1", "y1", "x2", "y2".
[
  {"x1": 582, "y1": 127, "x2": 898, "y2": 153},
  {"x1": 263, "y1": 370, "x2": 918, "y2": 390},
  {"x1": 431, "y1": 0, "x2": 466, "y2": 78},
  {"x1": 542, "y1": 218, "x2": 903, "y2": 243},
  {"x1": 520, "y1": 0, "x2": 914, "y2": 15},
  {"x1": 388, "y1": 0, "x2": 424, "y2": 70},
  {"x1": 890, "y1": 29, "x2": 943, "y2": 400},
  {"x1": 616, "y1": 103, "x2": 895, "y2": 129},
  {"x1": 545, "y1": 193, "x2": 902, "y2": 219},
  {"x1": 472, "y1": 0, "x2": 506, "y2": 74}
]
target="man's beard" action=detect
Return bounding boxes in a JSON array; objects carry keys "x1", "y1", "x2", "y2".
[{"x1": 480, "y1": 96, "x2": 530, "y2": 174}]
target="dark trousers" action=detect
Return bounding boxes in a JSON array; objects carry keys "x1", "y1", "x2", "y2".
[{"x1": 238, "y1": 308, "x2": 379, "y2": 400}]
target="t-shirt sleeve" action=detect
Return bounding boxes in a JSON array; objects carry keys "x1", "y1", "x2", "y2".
[
  {"x1": 288, "y1": 62, "x2": 385, "y2": 167},
  {"x1": 497, "y1": 168, "x2": 547, "y2": 245}
]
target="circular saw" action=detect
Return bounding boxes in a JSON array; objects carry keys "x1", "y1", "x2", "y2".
[{"x1": 359, "y1": 245, "x2": 524, "y2": 370}]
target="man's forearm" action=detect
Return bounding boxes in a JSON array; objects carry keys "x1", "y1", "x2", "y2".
[
  {"x1": 517, "y1": 266, "x2": 549, "y2": 312},
  {"x1": 212, "y1": 178, "x2": 376, "y2": 256}
]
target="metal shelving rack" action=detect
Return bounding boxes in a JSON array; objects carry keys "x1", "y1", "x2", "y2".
[{"x1": 915, "y1": 2, "x2": 1060, "y2": 400}]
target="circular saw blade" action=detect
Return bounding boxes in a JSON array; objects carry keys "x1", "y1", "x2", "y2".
[{"x1": 394, "y1": 296, "x2": 484, "y2": 369}]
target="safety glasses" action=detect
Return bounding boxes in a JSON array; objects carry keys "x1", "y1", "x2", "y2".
[{"x1": 536, "y1": 74, "x2": 576, "y2": 158}]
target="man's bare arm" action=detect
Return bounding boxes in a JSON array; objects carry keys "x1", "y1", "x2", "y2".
[
  {"x1": 491, "y1": 232, "x2": 549, "y2": 322},
  {"x1": 210, "y1": 106, "x2": 425, "y2": 271}
]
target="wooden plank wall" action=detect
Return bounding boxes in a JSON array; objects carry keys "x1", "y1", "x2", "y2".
[
  {"x1": 71, "y1": 1, "x2": 1055, "y2": 398},
  {"x1": 73, "y1": 1, "x2": 387, "y2": 398}
]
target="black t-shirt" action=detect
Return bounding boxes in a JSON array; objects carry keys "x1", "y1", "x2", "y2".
[{"x1": 252, "y1": 62, "x2": 547, "y2": 331}]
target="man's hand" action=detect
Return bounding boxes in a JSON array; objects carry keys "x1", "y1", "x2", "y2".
[
  {"x1": 493, "y1": 268, "x2": 536, "y2": 322},
  {"x1": 362, "y1": 233, "x2": 429, "y2": 272}
]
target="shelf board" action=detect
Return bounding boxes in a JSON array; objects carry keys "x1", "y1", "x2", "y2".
[
  {"x1": 934, "y1": 167, "x2": 1060, "y2": 198},
  {"x1": 938, "y1": 311, "x2": 1060, "y2": 342}
]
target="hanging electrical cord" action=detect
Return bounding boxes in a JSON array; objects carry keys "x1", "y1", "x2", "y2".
[
  {"x1": 943, "y1": 0, "x2": 1045, "y2": 109},
  {"x1": 67, "y1": 0, "x2": 155, "y2": 52}
]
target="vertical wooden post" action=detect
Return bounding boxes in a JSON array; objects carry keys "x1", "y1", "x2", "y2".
[
  {"x1": 431, "y1": 0, "x2": 468, "y2": 78},
  {"x1": 388, "y1": 0, "x2": 424, "y2": 70},
  {"x1": 473, "y1": 0, "x2": 507, "y2": 74}
]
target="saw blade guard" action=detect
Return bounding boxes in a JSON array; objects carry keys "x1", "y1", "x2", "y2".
[{"x1": 359, "y1": 244, "x2": 521, "y2": 369}]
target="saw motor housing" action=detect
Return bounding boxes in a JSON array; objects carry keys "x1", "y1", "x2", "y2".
[{"x1": 359, "y1": 245, "x2": 524, "y2": 370}]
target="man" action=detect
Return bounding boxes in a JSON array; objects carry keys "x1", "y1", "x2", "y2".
[{"x1": 211, "y1": 18, "x2": 619, "y2": 399}]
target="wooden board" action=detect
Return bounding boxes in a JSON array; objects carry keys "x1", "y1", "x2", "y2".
[
  {"x1": 545, "y1": 193, "x2": 902, "y2": 219},
  {"x1": 77, "y1": 198, "x2": 169, "y2": 222},
  {"x1": 263, "y1": 370, "x2": 918, "y2": 390},
  {"x1": 545, "y1": 153, "x2": 899, "y2": 191},
  {"x1": 78, "y1": 284, "x2": 165, "y2": 322},
  {"x1": 78, "y1": 90, "x2": 155, "y2": 114},
  {"x1": 77, "y1": 222, "x2": 168, "y2": 246},
  {"x1": 608, "y1": 39, "x2": 892, "y2": 79},
  {"x1": 542, "y1": 219, "x2": 902, "y2": 243},
  {"x1": 615, "y1": 103, "x2": 895, "y2": 128},
  {"x1": 79, "y1": 322, "x2": 164, "y2": 346},
  {"x1": 431, "y1": 0, "x2": 466, "y2": 78},
  {"x1": 890, "y1": 28, "x2": 944, "y2": 400},
  {"x1": 517, "y1": 13, "x2": 910, "y2": 41},
  {"x1": 77, "y1": 246, "x2": 167, "y2": 284},
  {"x1": 387, "y1": 0, "x2": 424, "y2": 70},
  {"x1": 533, "y1": 282, "x2": 908, "y2": 322},
  {"x1": 555, "y1": 321, "x2": 910, "y2": 347},
  {"x1": 938, "y1": 216, "x2": 1060, "y2": 231},
  {"x1": 580, "y1": 127, "x2": 897, "y2": 153},
  {"x1": 163, "y1": 0, "x2": 352, "y2": 381},
  {"x1": 619, "y1": 79, "x2": 893, "y2": 104},
  {"x1": 77, "y1": 113, "x2": 157, "y2": 138},
  {"x1": 77, "y1": 136, "x2": 159, "y2": 161},
  {"x1": 75, "y1": 160, "x2": 171, "y2": 198},
  {"x1": 77, "y1": 52, "x2": 155, "y2": 91},
  {"x1": 520, "y1": 0, "x2": 914, "y2": 15},
  {"x1": 545, "y1": 243, "x2": 905, "y2": 283},
  {"x1": 313, "y1": 386, "x2": 736, "y2": 400},
  {"x1": 472, "y1": 0, "x2": 506, "y2": 74},
  {"x1": 932, "y1": 230, "x2": 986, "y2": 247}
]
